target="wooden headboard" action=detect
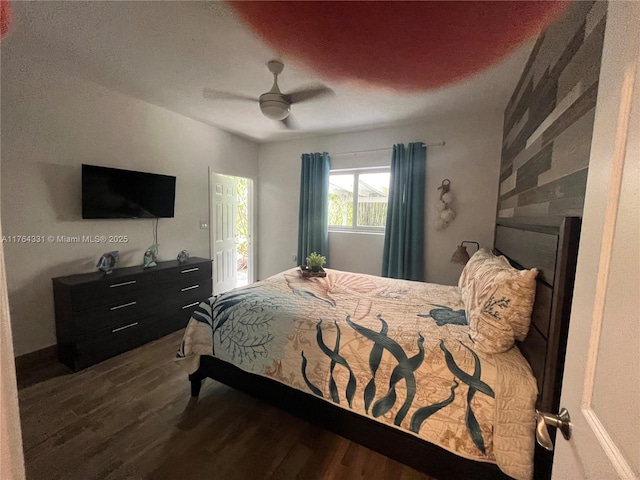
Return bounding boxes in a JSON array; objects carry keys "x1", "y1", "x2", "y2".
[{"x1": 494, "y1": 217, "x2": 581, "y2": 479}]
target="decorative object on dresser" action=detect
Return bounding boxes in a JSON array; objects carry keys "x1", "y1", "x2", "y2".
[
  {"x1": 451, "y1": 241, "x2": 480, "y2": 265},
  {"x1": 96, "y1": 251, "x2": 119, "y2": 274},
  {"x1": 143, "y1": 244, "x2": 159, "y2": 268},
  {"x1": 434, "y1": 179, "x2": 456, "y2": 231},
  {"x1": 53, "y1": 257, "x2": 212, "y2": 371},
  {"x1": 177, "y1": 249, "x2": 189, "y2": 264}
]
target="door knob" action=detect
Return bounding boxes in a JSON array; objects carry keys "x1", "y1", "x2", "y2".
[{"x1": 535, "y1": 408, "x2": 572, "y2": 451}]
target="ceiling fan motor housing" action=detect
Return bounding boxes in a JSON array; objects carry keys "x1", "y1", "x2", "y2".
[{"x1": 259, "y1": 92, "x2": 290, "y2": 120}]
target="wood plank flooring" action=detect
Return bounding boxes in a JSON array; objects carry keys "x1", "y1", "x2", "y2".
[{"x1": 18, "y1": 330, "x2": 436, "y2": 480}]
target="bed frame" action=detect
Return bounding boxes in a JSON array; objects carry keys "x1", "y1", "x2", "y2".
[{"x1": 188, "y1": 217, "x2": 581, "y2": 480}]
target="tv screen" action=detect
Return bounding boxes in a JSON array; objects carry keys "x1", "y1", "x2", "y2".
[{"x1": 82, "y1": 164, "x2": 176, "y2": 219}]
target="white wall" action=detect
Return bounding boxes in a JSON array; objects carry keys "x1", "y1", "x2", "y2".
[
  {"x1": 328, "y1": 231, "x2": 385, "y2": 276},
  {"x1": 0, "y1": 55, "x2": 259, "y2": 356},
  {"x1": 257, "y1": 114, "x2": 504, "y2": 284}
]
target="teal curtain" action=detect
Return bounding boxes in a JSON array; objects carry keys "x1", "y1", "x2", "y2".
[
  {"x1": 382, "y1": 143, "x2": 426, "y2": 281},
  {"x1": 297, "y1": 152, "x2": 330, "y2": 266}
]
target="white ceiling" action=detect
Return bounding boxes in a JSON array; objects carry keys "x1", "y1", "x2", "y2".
[{"x1": 5, "y1": 1, "x2": 533, "y2": 143}]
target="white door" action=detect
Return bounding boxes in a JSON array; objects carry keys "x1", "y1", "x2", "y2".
[
  {"x1": 211, "y1": 173, "x2": 238, "y2": 294},
  {"x1": 552, "y1": 3, "x2": 639, "y2": 479},
  {"x1": 0, "y1": 223, "x2": 26, "y2": 478}
]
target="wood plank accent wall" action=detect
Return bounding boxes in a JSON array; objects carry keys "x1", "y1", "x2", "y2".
[{"x1": 498, "y1": 1, "x2": 607, "y2": 226}]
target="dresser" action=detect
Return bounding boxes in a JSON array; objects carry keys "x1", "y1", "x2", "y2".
[{"x1": 53, "y1": 257, "x2": 212, "y2": 371}]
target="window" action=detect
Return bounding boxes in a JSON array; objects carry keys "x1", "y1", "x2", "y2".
[{"x1": 329, "y1": 168, "x2": 390, "y2": 232}]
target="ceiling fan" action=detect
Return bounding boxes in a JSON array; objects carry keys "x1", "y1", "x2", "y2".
[{"x1": 203, "y1": 60, "x2": 333, "y2": 129}]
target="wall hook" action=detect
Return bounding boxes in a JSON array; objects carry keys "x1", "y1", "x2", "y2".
[{"x1": 437, "y1": 179, "x2": 451, "y2": 199}]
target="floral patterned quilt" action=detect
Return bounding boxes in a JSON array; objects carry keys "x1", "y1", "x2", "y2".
[{"x1": 176, "y1": 268, "x2": 537, "y2": 480}]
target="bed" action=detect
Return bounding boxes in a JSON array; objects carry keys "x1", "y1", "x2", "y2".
[{"x1": 176, "y1": 218, "x2": 581, "y2": 480}]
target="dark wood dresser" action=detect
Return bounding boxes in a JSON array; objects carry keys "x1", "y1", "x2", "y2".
[{"x1": 53, "y1": 257, "x2": 212, "y2": 371}]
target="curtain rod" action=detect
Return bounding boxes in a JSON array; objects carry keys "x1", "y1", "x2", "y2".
[{"x1": 330, "y1": 141, "x2": 445, "y2": 157}]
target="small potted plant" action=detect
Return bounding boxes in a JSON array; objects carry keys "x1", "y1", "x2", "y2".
[{"x1": 306, "y1": 252, "x2": 326, "y2": 273}]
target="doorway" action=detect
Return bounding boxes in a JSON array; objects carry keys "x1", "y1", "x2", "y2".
[{"x1": 210, "y1": 172, "x2": 254, "y2": 294}]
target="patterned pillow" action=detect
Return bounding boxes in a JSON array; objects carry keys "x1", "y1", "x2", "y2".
[{"x1": 458, "y1": 248, "x2": 538, "y2": 353}]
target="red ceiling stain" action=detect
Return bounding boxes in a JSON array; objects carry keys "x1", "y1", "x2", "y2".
[
  {"x1": 1, "y1": 0, "x2": 10, "y2": 39},
  {"x1": 229, "y1": 1, "x2": 568, "y2": 91}
]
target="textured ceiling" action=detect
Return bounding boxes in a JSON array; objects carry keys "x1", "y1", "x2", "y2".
[{"x1": 4, "y1": 1, "x2": 533, "y2": 143}]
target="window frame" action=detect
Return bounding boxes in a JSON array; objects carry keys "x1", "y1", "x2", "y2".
[{"x1": 328, "y1": 166, "x2": 390, "y2": 234}]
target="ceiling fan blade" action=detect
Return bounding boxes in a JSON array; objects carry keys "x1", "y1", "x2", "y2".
[
  {"x1": 285, "y1": 85, "x2": 334, "y2": 104},
  {"x1": 203, "y1": 87, "x2": 258, "y2": 102},
  {"x1": 280, "y1": 115, "x2": 298, "y2": 130}
]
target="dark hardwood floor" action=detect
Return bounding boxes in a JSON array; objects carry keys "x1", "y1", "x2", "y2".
[{"x1": 18, "y1": 330, "x2": 435, "y2": 480}]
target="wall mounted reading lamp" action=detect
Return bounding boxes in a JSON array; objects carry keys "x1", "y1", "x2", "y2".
[{"x1": 451, "y1": 241, "x2": 480, "y2": 265}]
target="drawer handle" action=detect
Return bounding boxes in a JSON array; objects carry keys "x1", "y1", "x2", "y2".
[
  {"x1": 112, "y1": 322, "x2": 139, "y2": 333},
  {"x1": 182, "y1": 302, "x2": 200, "y2": 310},
  {"x1": 181, "y1": 285, "x2": 199, "y2": 292},
  {"x1": 110, "y1": 280, "x2": 137, "y2": 288},
  {"x1": 181, "y1": 268, "x2": 199, "y2": 274},
  {"x1": 110, "y1": 301, "x2": 137, "y2": 311}
]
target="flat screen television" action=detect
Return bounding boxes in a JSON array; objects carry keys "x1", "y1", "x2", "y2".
[{"x1": 82, "y1": 164, "x2": 176, "y2": 219}]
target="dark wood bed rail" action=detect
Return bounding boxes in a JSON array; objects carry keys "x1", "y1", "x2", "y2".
[{"x1": 189, "y1": 217, "x2": 582, "y2": 480}]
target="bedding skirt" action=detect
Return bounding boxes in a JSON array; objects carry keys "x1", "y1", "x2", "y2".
[{"x1": 176, "y1": 268, "x2": 537, "y2": 480}]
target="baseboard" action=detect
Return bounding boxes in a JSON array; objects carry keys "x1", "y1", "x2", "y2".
[
  {"x1": 15, "y1": 344, "x2": 57, "y2": 371},
  {"x1": 15, "y1": 344, "x2": 69, "y2": 389}
]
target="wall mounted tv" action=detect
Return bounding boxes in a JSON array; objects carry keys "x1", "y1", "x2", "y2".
[{"x1": 82, "y1": 164, "x2": 176, "y2": 219}]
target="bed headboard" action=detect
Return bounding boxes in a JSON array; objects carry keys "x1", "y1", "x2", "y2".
[
  {"x1": 493, "y1": 217, "x2": 581, "y2": 479},
  {"x1": 494, "y1": 217, "x2": 581, "y2": 413}
]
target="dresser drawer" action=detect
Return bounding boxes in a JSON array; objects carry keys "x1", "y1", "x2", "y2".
[
  {"x1": 157, "y1": 282, "x2": 212, "y2": 336},
  {"x1": 74, "y1": 320, "x2": 156, "y2": 370},
  {"x1": 154, "y1": 297, "x2": 206, "y2": 337},
  {"x1": 73, "y1": 293, "x2": 158, "y2": 335},
  {"x1": 70, "y1": 273, "x2": 156, "y2": 311},
  {"x1": 149, "y1": 280, "x2": 211, "y2": 338},
  {"x1": 164, "y1": 274, "x2": 212, "y2": 294},
  {"x1": 162, "y1": 286, "x2": 211, "y2": 322},
  {"x1": 164, "y1": 279, "x2": 212, "y2": 301},
  {"x1": 157, "y1": 261, "x2": 212, "y2": 286}
]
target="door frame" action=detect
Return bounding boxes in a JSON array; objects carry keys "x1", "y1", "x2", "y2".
[
  {"x1": 246, "y1": 176, "x2": 256, "y2": 285},
  {"x1": 0, "y1": 222, "x2": 26, "y2": 479},
  {"x1": 208, "y1": 168, "x2": 256, "y2": 289}
]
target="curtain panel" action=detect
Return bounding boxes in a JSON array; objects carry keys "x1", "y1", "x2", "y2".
[
  {"x1": 297, "y1": 152, "x2": 330, "y2": 267},
  {"x1": 382, "y1": 143, "x2": 426, "y2": 281}
]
